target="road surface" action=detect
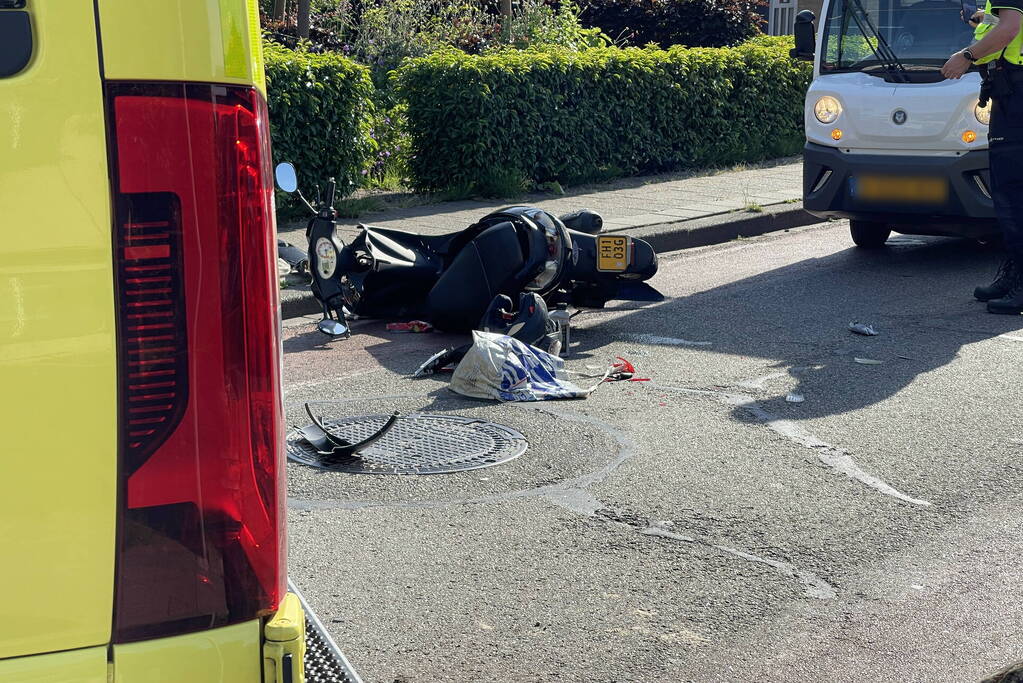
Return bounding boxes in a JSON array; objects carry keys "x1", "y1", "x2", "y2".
[{"x1": 282, "y1": 221, "x2": 1023, "y2": 682}]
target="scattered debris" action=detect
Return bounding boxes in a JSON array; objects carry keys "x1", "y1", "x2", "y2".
[
  {"x1": 288, "y1": 412, "x2": 527, "y2": 474},
  {"x1": 413, "y1": 293, "x2": 562, "y2": 377},
  {"x1": 297, "y1": 403, "x2": 399, "y2": 465},
  {"x1": 277, "y1": 257, "x2": 292, "y2": 278},
  {"x1": 277, "y1": 239, "x2": 309, "y2": 274},
  {"x1": 603, "y1": 356, "x2": 650, "y2": 383},
  {"x1": 413, "y1": 346, "x2": 468, "y2": 377},
  {"x1": 854, "y1": 357, "x2": 884, "y2": 365},
  {"x1": 386, "y1": 320, "x2": 433, "y2": 333},
  {"x1": 785, "y1": 393, "x2": 805, "y2": 403},
  {"x1": 849, "y1": 322, "x2": 879, "y2": 336}
]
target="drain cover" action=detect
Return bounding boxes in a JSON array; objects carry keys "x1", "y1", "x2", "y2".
[{"x1": 286, "y1": 413, "x2": 528, "y2": 474}]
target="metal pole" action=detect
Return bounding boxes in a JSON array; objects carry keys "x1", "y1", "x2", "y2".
[{"x1": 297, "y1": 0, "x2": 311, "y2": 39}]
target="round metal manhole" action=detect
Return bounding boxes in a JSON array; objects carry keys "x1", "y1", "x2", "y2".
[{"x1": 286, "y1": 413, "x2": 528, "y2": 474}]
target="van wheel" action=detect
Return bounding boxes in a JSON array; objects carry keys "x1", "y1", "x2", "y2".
[{"x1": 850, "y1": 221, "x2": 892, "y2": 248}]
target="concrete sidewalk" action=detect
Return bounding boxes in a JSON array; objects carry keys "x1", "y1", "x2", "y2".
[{"x1": 278, "y1": 157, "x2": 814, "y2": 317}]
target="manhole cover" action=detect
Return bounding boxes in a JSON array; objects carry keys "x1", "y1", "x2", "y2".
[{"x1": 286, "y1": 413, "x2": 528, "y2": 474}]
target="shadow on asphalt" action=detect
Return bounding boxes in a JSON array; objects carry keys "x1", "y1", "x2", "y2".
[
  {"x1": 570, "y1": 236, "x2": 1021, "y2": 421},
  {"x1": 283, "y1": 236, "x2": 1021, "y2": 422}
]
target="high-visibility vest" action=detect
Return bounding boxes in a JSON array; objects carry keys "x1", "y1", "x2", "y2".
[{"x1": 976, "y1": 1, "x2": 1023, "y2": 65}]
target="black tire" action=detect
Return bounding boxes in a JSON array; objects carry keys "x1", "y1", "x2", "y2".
[{"x1": 850, "y1": 220, "x2": 892, "y2": 249}]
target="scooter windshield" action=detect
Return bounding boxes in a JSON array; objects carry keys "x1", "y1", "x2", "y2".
[
  {"x1": 522, "y1": 210, "x2": 570, "y2": 293},
  {"x1": 821, "y1": 0, "x2": 974, "y2": 73}
]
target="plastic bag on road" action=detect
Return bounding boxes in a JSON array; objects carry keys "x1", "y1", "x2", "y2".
[{"x1": 450, "y1": 331, "x2": 597, "y2": 402}]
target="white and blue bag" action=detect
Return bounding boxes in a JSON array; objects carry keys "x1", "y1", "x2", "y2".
[{"x1": 450, "y1": 331, "x2": 597, "y2": 402}]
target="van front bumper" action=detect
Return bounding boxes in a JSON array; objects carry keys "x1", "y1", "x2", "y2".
[{"x1": 803, "y1": 143, "x2": 999, "y2": 238}]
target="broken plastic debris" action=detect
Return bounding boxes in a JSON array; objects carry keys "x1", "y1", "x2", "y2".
[
  {"x1": 603, "y1": 357, "x2": 650, "y2": 383},
  {"x1": 849, "y1": 322, "x2": 879, "y2": 336},
  {"x1": 854, "y1": 357, "x2": 883, "y2": 365},
  {"x1": 412, "y1": 345, "x2": 469, "y2": 377},
  {"x1": 785, "y1": 393, "x2": 805, "y2": 403},
  {"x1": 386, "y1": 320, "x2": 433, "y2": 333},
  {"x1": 277, "y1": 258, "x2": 292, "y2": 277}
]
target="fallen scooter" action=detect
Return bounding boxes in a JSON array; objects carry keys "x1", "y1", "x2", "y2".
[{"x1": 273, "y1": 162, "x2": 663, "y2": 338}]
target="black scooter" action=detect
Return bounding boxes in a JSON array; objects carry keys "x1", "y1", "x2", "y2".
[{"x1": 274, "y1": 162, "x2": 662, "y2": 336}]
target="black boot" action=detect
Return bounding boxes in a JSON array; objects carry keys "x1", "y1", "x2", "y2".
[
  {"x1": 975, "y1": 257, "x2": 1018, "y2": 301},
  {"x1": 987, "y1": 264, "x2": 1023, "y2": 314}
]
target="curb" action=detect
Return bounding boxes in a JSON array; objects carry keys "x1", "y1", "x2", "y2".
[
  {"x1": 278, "y1": 201, "x2": 820, "y2": 320},
  {"x1": 610, "y1": 202, "x2": 820, "y2": 253}
]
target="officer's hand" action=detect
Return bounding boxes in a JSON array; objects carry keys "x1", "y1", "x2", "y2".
[
  {"x1": 970, "y1": 9, "x2": 985, "y2": 25},
  {"x1": 941, "y1": 51, "x2": 971, "y2": 79}
]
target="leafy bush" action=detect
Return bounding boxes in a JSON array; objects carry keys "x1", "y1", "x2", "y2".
[
  {"x1": 263, "y1": 40, "x2": 376, "y2": 199},
  {"x1": 503, "y1": 0, "x2": 610, "y2": 50},
  {"x1": 363, "y1": 105, "x2": 411, "y2": 188},
  {"x1": 393, "y1": 37, "x2": 810, "y2": 192},
  {"x1": 579, "y1": 0, "x2": 765, "y2": 48}
]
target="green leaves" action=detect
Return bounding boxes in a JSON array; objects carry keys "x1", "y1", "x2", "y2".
[
  {"x1": 264, "y1": 41, "x2": 375, "y2": 203},
  {"x1": 263, "y1": 36, "x2": 812, "y2": 198},
  {"x1": 393, "y1": 37, "x2": 811, "y2": 193}
]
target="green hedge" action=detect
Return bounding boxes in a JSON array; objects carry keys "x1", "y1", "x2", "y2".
[
  {"x1": 394, "y1": 36, "x2": 811, "y2": 193},
  {"x1": 263, "y1": 41, "x2": 376, "y2": 199}
]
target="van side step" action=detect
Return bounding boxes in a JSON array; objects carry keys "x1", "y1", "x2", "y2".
[{"x1": 288, "y1": 580, "x2": 364, "y2": 683}]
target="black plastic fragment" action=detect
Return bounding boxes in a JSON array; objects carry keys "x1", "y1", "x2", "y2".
[{"x1": 299, "y1": 403, "x2": 399, "y2": 464}]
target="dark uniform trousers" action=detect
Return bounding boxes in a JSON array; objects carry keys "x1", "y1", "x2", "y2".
[{"x1": 988, "y1": 65, "x2": 1023, "y2": 257}]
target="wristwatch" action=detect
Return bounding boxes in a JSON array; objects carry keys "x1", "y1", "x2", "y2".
[{"x1": 963, "y1": 48, "x2": 978, "y2": 62}]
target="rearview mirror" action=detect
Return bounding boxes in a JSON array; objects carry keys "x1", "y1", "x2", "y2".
[
  {"x1": 792, "y1": 11, "x2": 817, "y2": 61},
  {"x1": 275, "y1": 162, "x2": 298, "y2": 193}
]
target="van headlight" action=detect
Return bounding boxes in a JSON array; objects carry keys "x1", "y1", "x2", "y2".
[
  {"x1": 814, "y1": 96, "x2": 843, "y2": 124},
  {"x1": 975, "y1": 100, "x2": 991, "y2": 125}
]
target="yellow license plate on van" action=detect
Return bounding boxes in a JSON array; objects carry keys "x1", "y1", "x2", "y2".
[
  {"x1": 852, "y1": 175, "x2": 948, "y2": 204},
  {"x1": 596, "y1": 235, "x2": 632, "y2": 272}
]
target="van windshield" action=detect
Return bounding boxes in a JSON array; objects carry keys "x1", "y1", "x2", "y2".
[{"x1": 821, "y1": 0, "x2": 975, "y2": 72}]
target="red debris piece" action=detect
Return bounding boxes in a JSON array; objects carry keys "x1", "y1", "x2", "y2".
[
  {"x1": 386, "y1": 320, "x2": 434, "y2": 333},
  {"x1": 603, "y1": 356, "x2": 650, "y2": 383}
]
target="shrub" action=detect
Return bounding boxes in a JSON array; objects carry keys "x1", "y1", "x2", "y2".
[
  {"x1": 393, "y1": 37, "x2": 810, "y2": 193},
  {"x1": 263, "y1": 40, "x2": 376, "y2": 199},
  {"x1": 502, "y1": 0, "x2": 611, "y2": 51},
  {"x1": 579, "y1": 0, "x2": 765, "y2": 48},
  {"x1": 364, "y1": 104, "x2": 411, "y2": 188}
]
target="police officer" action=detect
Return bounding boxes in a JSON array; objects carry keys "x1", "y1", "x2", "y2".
[{"x1": 942, "y1": 0, "x2": 1023, "y2": 314}]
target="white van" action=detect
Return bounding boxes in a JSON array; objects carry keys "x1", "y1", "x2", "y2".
[{"x1": 793, "y1": 0, "x2": 998, "y2": 247}]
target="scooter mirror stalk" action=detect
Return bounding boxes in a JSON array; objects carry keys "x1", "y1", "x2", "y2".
[{"x1": 274, "y1": 162, "x2": 298, "y2": 193}]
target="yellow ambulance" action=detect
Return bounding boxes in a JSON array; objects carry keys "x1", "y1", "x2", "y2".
[{"x1": 0, "y1": 2, "x2": 354, "y2": 681}]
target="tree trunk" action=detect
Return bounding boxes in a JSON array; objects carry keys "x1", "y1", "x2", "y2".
[
  {"x1": 500, "y1": 0, "x2": 513, "y2": 17},
  {"x1": 297, "y1": 0, "x2": 311, "y2": 39},
  {"x1": 272, "y1": 0, "x2": 286, "y2": 21}
]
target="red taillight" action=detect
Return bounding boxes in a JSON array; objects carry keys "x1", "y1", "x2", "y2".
[{"x1": 109, "y1": 83, "x2": 285, "y2": 642}]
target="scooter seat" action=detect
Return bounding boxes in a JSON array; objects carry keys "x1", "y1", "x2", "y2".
[{"x1": 426, "y1": 221, "x2": 526, "y2": 332}]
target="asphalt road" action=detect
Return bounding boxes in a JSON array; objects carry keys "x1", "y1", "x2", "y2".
[{"x1": 282, "y1": 221, "x2": 1023, "y2": 683}]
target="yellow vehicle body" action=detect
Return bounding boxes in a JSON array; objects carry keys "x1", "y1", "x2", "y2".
[{"x1": 0, "y1": 1, "x2": 299, "y2": 681}]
